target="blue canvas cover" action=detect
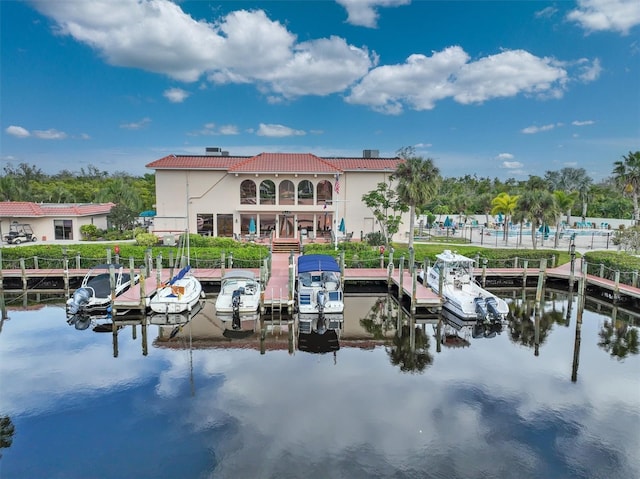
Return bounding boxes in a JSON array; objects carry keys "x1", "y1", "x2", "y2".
[
  {"x1": 297, "y1": 254, "x2": 340, "y2": 273},
  {"x1": 169, "y1": 265, "x2": 191, "y2": 285}
]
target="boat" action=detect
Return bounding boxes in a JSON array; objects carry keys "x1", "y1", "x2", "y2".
[
  {"x1": 215, "y1": 270, "x2": 261, "y2": 316},
  {"x1": 296, "y1": 254, "x2": 344, "y2": 315},
  {"x1": 148, "y1": 265, "x2": 204, "y2": 314},
  {"x1": 421, "y1": 250, "x2": 509, "y2": 321},
  {"x1": 66, "y1": 263, "x2": 139, "y2": 316}
]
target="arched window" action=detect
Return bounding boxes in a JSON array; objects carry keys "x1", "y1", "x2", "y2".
[
  {"x1": 317, "y1": 180, "x2": 333, "y2": 205},
  {"x1": 298, "y1": 180, "x2": 314, "y2": 205},
  {"x1": 240, "y1": 180, "x2": 256, "y2": 204},
  {"x1": 279, "y1": 180, "x2": 295, "y2": 205},
  {"x1": 260, "y1": 180, "x2": 276, "y2": 205}
]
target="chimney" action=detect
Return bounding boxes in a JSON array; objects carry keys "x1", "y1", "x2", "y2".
[{"x1": 363, "y1": 149, "x2": 379, "y2": 158}]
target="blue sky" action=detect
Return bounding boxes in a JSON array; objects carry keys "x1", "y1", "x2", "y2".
[{"x1": 1, "y1": 0, "x2": 639, "y2": 181}]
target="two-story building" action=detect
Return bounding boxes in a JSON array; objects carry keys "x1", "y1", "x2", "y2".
[{"x1": 146, "y1": 148, "x2": 407, "y2": 242}]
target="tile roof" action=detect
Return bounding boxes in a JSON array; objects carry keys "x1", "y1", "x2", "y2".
[
  {"x1": 145, "y1": 155, "x2": 248, "y2": 170},
  {"x1": 146, "y1": 152, "x2": 404, "y2": 173},
  {"x1": 0, "y1": 202, "x2": 115, "y2": 217}
]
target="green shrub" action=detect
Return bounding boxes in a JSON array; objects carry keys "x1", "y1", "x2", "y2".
[{"x1": 136, "y1": 232, "x2": 160, "y2": 247}]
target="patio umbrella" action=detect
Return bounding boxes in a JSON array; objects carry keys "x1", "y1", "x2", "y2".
[
  {"x1": 339, "y1": 218, "x2": 345, "y2": 233},
  {"x1": 139, "y1": 210, "x2": 156, "y2": 217},
  {"x1": 249, "y1": 217, "x2": 256, "y2": 234},
  {"x1": 443, "y1": 216, "x2": 452, "y2": 228},
  {"x1": 497, "y1": 213, "x2": 503, "y2": 224}
]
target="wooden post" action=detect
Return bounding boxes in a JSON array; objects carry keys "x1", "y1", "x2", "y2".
[
  {"x1": 0, "y1": 251, "x2": 6, "y2": 320},
  {"x1": 599, "y1": 263, "x2": 604, "y2": 278},
  {"x1": 411, "y1": 269, "x2": 417, "y2": 314},
  {"x1": 221, "y1": 252, "x2": 226, "y2": 277},
  {"x1": 139, "y1": 268, "x2": 147, "y2": 310},
  {"x1": 75, "y1": 253, "x2": 81, "y2": 269},
  {"x1": 408, "y1": 247, "x2": 414, "y2": 275},
  {"x1": 34, "y1": 256, "x2": 39, "y2": 269},
  {"x1": 20, "y1": 258, "x2": 27, "y2": 294},
  {"x1": 614, "y1": 270, "x2": 620, "y2": 303},
  {"x1": 63, "y1": 250, "x2": 70, "y2": 298},
  {"x1": 109, "y1": 264, "x2": 117, "y2": 317},
  {"x1": 482, "y1": 258, "x2": 487, "y2": 288},
  {"x1": 571, "y1": 303, "x2": 582, "y2": 382},
  {"x1": 514, "y1": 256, "x2": 519, "y2": 269},
  {"x1": 156, "y1": 256, "x2": 163, "y2": 287},
  {"x1": 398, "y1": 256, "x2": 405, "y2": 302},
  {"x1": 535, "y1": 258, "x2": 547, "y2": 304},
  {"x1": 106, "y1": 248, "x2": 112, "y2": 265},
  {"x1": 522, "y1": 259, "x2": 529, "y2": 286},
  {"x1": 340, "y1": 251, "x2": 345, "y2": 276}
]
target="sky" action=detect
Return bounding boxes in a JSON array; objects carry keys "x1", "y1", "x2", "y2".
[{"x1": 1, "y1": 0, "x2": 639, "y2": 182}]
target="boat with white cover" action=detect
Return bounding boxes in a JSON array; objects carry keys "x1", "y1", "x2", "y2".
[
  {"x1": 421, "y1": 250, "x2": 509, "y2": 321},
  {"x1": 148, "y1": 265, "x2": 204, "y2": 314},
  {"x1": 296, "y1": 254, "x2": 344, "y2": 315},
  {"x1": 215, "y1": 270, "x2": 261, "y2": 315}
]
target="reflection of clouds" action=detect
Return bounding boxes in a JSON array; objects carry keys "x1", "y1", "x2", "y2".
[
  {"x1": 0, "y1": 308, "x2": 163, "y2": 416},
  {"x1": 1, "y1": 305, "x2": 638, "y2": 477}
]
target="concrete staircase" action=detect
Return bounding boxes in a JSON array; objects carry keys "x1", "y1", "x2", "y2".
[{"x1": 271, "y1": 238, "x2": 300, "y2": 254}]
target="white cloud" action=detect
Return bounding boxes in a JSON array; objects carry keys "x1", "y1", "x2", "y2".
[
  {"x1": 219, "y1": 125, "x2": 239, "y2": 135},
  {"x1": 567, "y1": 0, "x2": 640, "y2": 35},
  {"x1": 346, "y1": 47, "x2": 570, "y2": 113},
  {"x1": 502, "y1": 161, "x2": 524, "y2": 169},
  {"x1": 163, "y1": 87, "x2": 190, "y2": 103},
  {"x1": 188, "y1": 123, "x2": 239, "y2": 136},
  {"x1": 335, "y1": 0, "x2": 410, "y2": 28},
  {"x1": 496, "y1": 153, "x2": 515, "y2": 161},
  {"x1": 120, "y1": 117, "x2": 151, "y2": 130},
  {"x1": 577, "y1": 58, "x2": 602, "y2": 82},
  {"x1": 535, "y1": 6, "x2": 559, "y2": 19},
  {"x1": 521, "y1": 123, "x2": 558, "y2": 134},
  {"x1": 5, "y1": 125, "x2": 30, "y2": 138},
  {"x1": 32, "y1": 1, "x2": 374, "y2": 99},
  {"x1": 572, "y1": 120, "x2": 595, "y2": 126},
  {"x1": 32, "y1": 129, "x2": 67, "y2": 140},
  {"x1": 256, "y1": 123, "x2": 306, "y2": 137}
]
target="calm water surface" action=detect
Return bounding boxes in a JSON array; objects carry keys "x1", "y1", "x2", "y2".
[{"x1": 0, "y1": 292, "x2": 638, "y2": 479}]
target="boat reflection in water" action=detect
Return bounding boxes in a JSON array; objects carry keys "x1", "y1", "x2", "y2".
[
  {"x1": 216, "y1": 308, "x2": 260, "y2": 340},
  {"x1": 437, "y1": 308, "x2": 504, "y2": 348},
  {"x1": 297, "y1": 313, "x2": 343, "y2": 354}
]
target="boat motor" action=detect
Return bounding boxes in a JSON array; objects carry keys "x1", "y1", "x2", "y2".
[
  {"x1": 485, "y1": 297, "x2": 501, "y2": 320},
  {"x1": 474, "y1": 296, "x2": 488, "y2": 320},
  {"x1": 316, "y1": 289, "x2": 328, "y2": 320},
  {"x1": 68, "y1": 288, "x2": 92, "y2": 315},
  {"x1": 231, "y1": 287, "x2": 245, "y2": 314}
]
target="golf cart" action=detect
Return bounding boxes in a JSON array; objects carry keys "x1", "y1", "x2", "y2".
[{"x1": 4, "y1": 223, "x2": 37, "y2": 244}]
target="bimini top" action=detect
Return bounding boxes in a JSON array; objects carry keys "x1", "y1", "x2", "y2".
[
  {"x1": 297, "y1": 254, "x2": 340, "y2": 273},
  {"x1": 221, "y1": 270, "x2": 257, "y2": 281}
]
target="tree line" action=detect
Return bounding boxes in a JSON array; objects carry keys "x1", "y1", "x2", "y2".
[{"x1": 364, "y1": 149, "x2": 640, "y2": 250}]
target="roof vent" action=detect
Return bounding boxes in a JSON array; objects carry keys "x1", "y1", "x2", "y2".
[{"x1": 363, "y1": 149, "x2": 379, "y2": 158}]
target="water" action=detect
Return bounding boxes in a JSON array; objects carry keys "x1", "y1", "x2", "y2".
[{"x1": 0, "y1": 293, "x2": 638, "y2": 479}]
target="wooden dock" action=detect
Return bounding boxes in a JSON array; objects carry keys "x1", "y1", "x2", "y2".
[{"x1": 1, "y1": 256, "x2": 639, "y2": 312}]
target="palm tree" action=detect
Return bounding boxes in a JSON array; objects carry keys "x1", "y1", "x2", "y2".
[
  {"x1": 393, "y1": 148, "x2": 441, "y2": 250},
  {"x1": 612, "y1": 151, "x2": 640, "y2": 225},
  {"x1": 516, "y1": 189, "x2": 558, "y2": 249},
  {"x1": 553, "y1": 190, "x2": 579, "y2": 247},
  {"x1": 491, "y1": 192, "x2": 519, "y2": 243}
]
